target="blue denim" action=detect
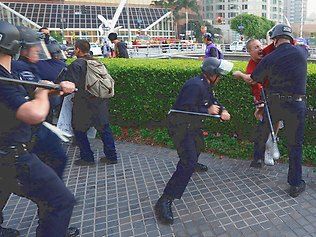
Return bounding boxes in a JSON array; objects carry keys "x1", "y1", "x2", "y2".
[
  {"x1": 74, "y1": 123, "x2": 117, "y2": 162},
  {"x1": 253, "y1": 99, "x2": 306, "y2": 186}
]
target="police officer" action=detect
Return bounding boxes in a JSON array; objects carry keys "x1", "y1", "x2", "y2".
[
  {"x1": 155, "y1": 57, "x2": 233, "y2": 224},
  {"x1": 12, "y1": 26, "x2": 69, "y2": 180},
  {"x1": 246, "y1": 24, "x2": 308, "y2": 198},
  {"x1": 0, "y1": 21, "x2": 77, "y2": 236},
  {"x1": 203, "y1": 33, "x2": 223, "y2": 59}
]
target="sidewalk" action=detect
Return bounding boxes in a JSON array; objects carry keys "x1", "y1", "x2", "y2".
[{"x1": 3, "y1": 139, "x2": 316, "y2": 237}]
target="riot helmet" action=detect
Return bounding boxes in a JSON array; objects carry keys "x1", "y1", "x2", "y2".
[
  {"x1": 270, "y1": 24, "x2": 294, "y2": 42},
  {"x1": 17, "y1": 25, "x2": 51, "y2": 61},
  {"x1": 0, "y1": 21, "x2": 21, "y2": 56},
  {"x1": 47, "y1": 41, "x2": 67, "y2": 60},
  {"x1": 201, "y1": 57, "x2": 233, "y2": 76}
]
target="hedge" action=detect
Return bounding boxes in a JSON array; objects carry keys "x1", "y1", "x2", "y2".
[{"x1": 99, "y1": 58, "x2": 316, "y2": 145}]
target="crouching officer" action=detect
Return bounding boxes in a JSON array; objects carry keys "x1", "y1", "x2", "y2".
[
  {"x1": 155, "y1": 57, "x2": 233, "y2": 224},
  {"x1": 247, "y1": 24, "x2": 309, "y2": 198},
  {"x1": 0, "y1": 21, "x2": 78, "y2": 236}
]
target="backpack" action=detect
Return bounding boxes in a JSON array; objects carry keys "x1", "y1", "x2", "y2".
[{"x1": 85, "y1": 60, "x2": 114, "y2": 98}]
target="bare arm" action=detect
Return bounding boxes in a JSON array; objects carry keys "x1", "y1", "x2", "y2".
[
  {"x1": 16, "y1": 88, "x2": 50, "y2": 125},
  {"x1": 233, "y1": 71, "x2": 257, "y2": 85}
]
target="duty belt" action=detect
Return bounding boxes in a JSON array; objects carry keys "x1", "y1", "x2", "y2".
[
  {"x1": 268, "y1": 93, "x2": 306, "y2": 102},
  {"x1": 0, "y1": 143, "x2": 29, "y2": 157}
]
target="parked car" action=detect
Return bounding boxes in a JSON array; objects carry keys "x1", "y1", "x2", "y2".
[
  {"x1": 229, "y1": 41, "x2": 246, "y2": 52},
  {"x1": 89, "y1": 43, "x2": 102, "y2": 56}
]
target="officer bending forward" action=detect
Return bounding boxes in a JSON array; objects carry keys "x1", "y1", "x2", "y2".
[
  {"x1": 0, "y1": 21, "x2": 77, "y2": 237},
  {"x1": 155, "y1": 57, "x2": 233, "y2": 224}
]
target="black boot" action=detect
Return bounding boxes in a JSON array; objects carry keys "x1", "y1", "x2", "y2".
[
  {"x1": 289, "y1": 180, "x2": 306, "y2": 198},
  {"x1": 0, "y1": 226, "x2": 19, "y2": 237},
  {"x1": 250, "y1": 159, "x2": 263, "y2": 168},
  {"x1": 194, "y1": 163, "x2": 208, "y2": 172},
  {"x1": 154, "y1": 194, "x2": 174, "y2": 224},
  {"x1": 65, "y1": 227, "x2": 80, "y2": 237}
]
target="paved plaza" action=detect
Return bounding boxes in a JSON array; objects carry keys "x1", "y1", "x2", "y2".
[{"x1": 2, "y1": 139, "x2": 316, "y2": 237}]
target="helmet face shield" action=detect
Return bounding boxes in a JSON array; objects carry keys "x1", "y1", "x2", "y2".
[
  {"x1": 21, "y1": 40, "x2": 51, "y2": 61},
  {"x1": 217, "y1": 60, "x2": 233, "y2": 75},
  {"x1": 47, "y1": 42, "x2": 67, "y2": 60}
]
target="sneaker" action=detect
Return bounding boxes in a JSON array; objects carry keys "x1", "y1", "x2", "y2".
[
  {"x1": 289, "y1": 180, "x2": 306, "y2": 198},
  {"x1": 74, "y1": 159, "x2": 95, "y2": 166},
  {"x1": 99, "y1": 157, "x2": 118, "y2": 165},
  {"x1": 250, "y1": 159, "x2": 263, "y2": 168},
  {"x1": 0, "y1": 226, "x2": 19, "y2": 237},
  {"x1": 194, "y1": 163, "x2": 208, "y2": 172}
]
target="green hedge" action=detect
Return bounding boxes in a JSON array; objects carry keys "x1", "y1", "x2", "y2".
[{"x1": 100, "y1": 58, "x2": 316, "y2": 145}]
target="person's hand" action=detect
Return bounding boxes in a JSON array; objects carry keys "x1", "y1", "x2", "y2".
[
  {"x1": 220, "y1": 110, "x2": 231, "y2": 121},
  {"x1": 34, "y1": 80, "x2": 54, "y2": 94},
  {"x1": 208, "y1": 105, "x2": 220, "y2": 115},
  {"x1": 254, "y1": 107, "x2": 264, "y2": 121},
  {"x1": 232, "y1": 71, "x2": 243, "y2": 79},
  {"x1": 59, "y1": 81, "x2": 76, "y2": 95}
]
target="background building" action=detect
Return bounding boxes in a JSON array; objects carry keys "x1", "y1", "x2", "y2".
[
  {"x1": 202, "y1": 0, "x2": 284, "y2": 42},
  {"x1": 283, "y1": 0, "x2": 307, "y2": 24},
  {"x1": 1, "y1": 0, "x2": 174, "y2": 44}
]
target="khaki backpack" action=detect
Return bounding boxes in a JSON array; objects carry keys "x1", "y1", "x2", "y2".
[{"x1": 85, "y1": 60, "x2": 114, "y2": 98}]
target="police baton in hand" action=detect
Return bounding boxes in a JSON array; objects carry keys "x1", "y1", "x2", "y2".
[
  {"x1": 0, "y1": 76, "x2": 78, "y2": 92},
  {"x1": 168, "y1": 109, "x2": 221, "y2": 118},
  {"x1": 261, "y1": 89, "x2": 277, "y2": 143}
]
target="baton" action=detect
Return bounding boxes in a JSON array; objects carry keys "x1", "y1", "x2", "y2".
[
  {"x1": 0, "y1": 76, "x2": 78, "y2": 92},
  {"x1": 168, "y1": 109, "x2": 221, "y2": 118},
  {"x1": 261, "y1": 89, "x2": 277, "y2": 143}
]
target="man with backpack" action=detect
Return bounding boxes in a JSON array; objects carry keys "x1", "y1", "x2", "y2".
[{"x1": 65, "y1": 39, "x2": 118, "y2": 166}]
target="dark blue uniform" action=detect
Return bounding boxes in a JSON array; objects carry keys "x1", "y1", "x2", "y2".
[
  {"x1": 36, "y1": 59, "x2": 66, "y2": 83},
  {"x1": 11, "y1": 59, "x2": 68, "y2": 179},
  {"x1": 0, "y1": 65, "x2": 75, "y2": 236},
  {"x1": 163, "y1": 76, "x2": 224, "y2": 199},
  {"x1": 251, "y1": 43, "x2": 308, "y2": 186}
]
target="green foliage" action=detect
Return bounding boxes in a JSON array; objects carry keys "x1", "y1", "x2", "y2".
[
  {"x1": 50, "y1": 31, "x2": 63, "y2": 43},
  {"x1": 70, "y1": 58, "x2": 316, "y2": 165},
  {"x1": 110, "y1": 125, "x2": 122, "y2": 137},
  {"x1": 230, "y1": 14, "x2": 275, "y2": 39}
]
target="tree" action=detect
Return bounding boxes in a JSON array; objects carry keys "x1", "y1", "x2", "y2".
[
  {"x1": 152, "y1": 0, "x2": 201, "y2": 36},
  {"x1": 186, "y1": 20, "x2": 222, "y2": 43},
  {"x1": 230, "y1": 14, "x2": 275, "y2": 39}
]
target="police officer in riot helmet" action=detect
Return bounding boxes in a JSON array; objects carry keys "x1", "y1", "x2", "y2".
[
  {"x1": 0, "y1": 20, "x2": 78, "y2": 237},
  {"x1": 155, "y1": 57, "x2": 233, "y2": 224},
  {"x1": 247, "y1": 23, "x2": 309, "y2": 198}
]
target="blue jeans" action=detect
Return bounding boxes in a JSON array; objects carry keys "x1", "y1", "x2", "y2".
[
  {"x1": 74, "y1": 123, "x2": 117, "y2": 162},
  {"x1": 253, "y1": 99, "x2": 306, "y2": 186}
]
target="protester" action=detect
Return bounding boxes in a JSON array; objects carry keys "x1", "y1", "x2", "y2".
[
  {"x1": 203, "y1": 33, "x2": 223, "y2": 59},
  {"x1": 155, "y1": 57, "x2": 233, "y2": 224},
  {"x1": 64, "y1": 39, "x2": 118, "y2": 166},
  {"x1": 108, "y1": 32, "x2": 129, "y2": 58}
]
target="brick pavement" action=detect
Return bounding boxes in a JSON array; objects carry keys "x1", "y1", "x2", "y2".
[{"x1": 2, "y1": 139, "x2": 316, "y2": 237}]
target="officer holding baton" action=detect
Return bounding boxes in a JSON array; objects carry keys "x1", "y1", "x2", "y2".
[{"x1": 155, "y1": 57, "x2": 233, "y2": 224}]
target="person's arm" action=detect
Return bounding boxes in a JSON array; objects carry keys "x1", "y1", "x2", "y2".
[
  {"x1": 16, "y1": 87, "x2": 50, "y2": 124},
  {"x1": 208, "y1": 89, "x2": 230, "y2": 121},
  {"x1": 233, "y1": 71, "x2": 254, "y2": 85},
  {"x1": 209, "y1": 47, "x2": 218, "y2": 58}
]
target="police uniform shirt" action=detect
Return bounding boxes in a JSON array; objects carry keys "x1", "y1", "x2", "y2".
[
  {"x1": 251, "y1": 43, "x2": 308, "y2": 95},
  {"x1": 36, "y1": 59, "x2": 66, "y2": 83},
  {"x1": 173, "y1": 75, "x2": 223, "y2": 113},
  {"x1": 12, "y1": 59, "x2": 41, "y2": 83},
  {"x1": 0, "y1": 65, "x2": 32, "y2": 146}
]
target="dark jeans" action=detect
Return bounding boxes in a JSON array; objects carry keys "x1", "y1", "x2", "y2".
[
  {"x1": 74, "y1": 123, "x2": 117, "y2": 162},
  {"x1": 32, "y1": 124, "x2": 67, "y2": 179},
  {"x1": 253, "y1": 99, "x2": 306, "y2": 186},
  {"x1": 0, "y1": 152, "x2": 75, "y2": 236},
  {"x1": 164, "y1": 126, "x2": 204, "y2": 199}
]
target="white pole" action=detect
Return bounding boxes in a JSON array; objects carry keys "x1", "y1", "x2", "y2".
[
  {"x1": 126, "y1": 0, "x2": 131, "y2": 42},
  {"x1": 185, "y1": 11, "x2": 188, "y2": 40},
  {"x1": 300, "y1": 0, "x2": 304, "y2": 37}
]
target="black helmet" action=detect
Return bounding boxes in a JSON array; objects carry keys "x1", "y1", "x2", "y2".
[
  {"x1": 0, "y1": 21, "x2": 21, "y2": 56},
  {"x1": 17, "y1": 25, "x2": 51, "y2": 60},
  {"x1": 47, "y1": 41, "x2": 66, "y2": 60},
  {"x1": 16, "y1": 25, "x2": 41, "y2": 49},
  {"x1": 204, "y1": 33, "x2": 214, "y2": 41},
  {"x1": 201, "y1": 57, "x2": 233, "y2": 76},
  {"x1": 270, "y1": 24, "x2": 294, "y2": 41}
]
